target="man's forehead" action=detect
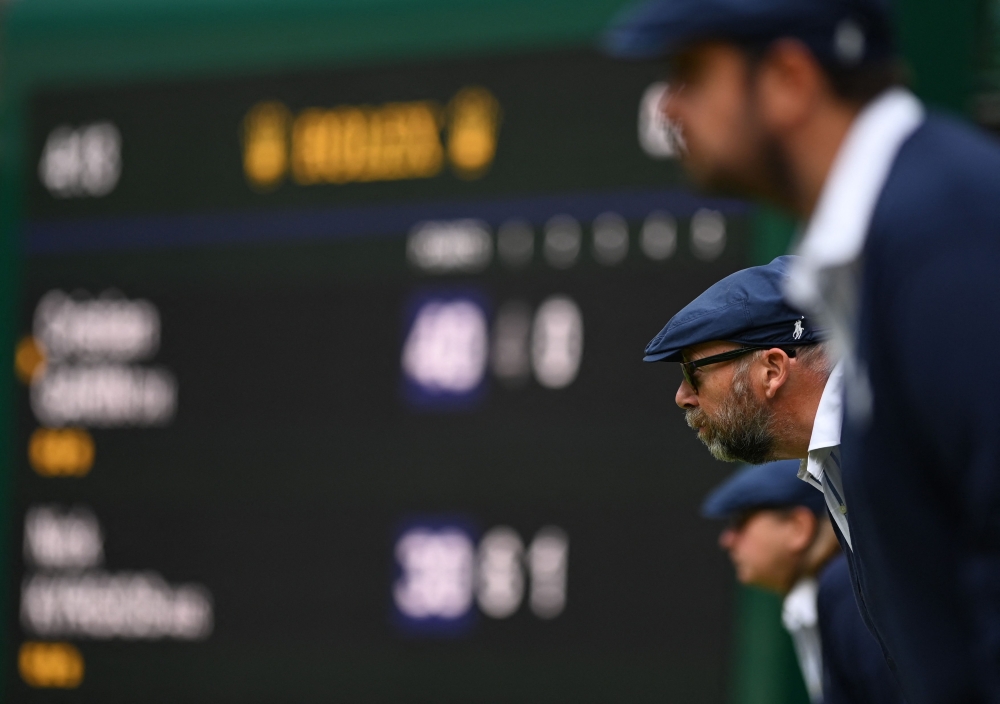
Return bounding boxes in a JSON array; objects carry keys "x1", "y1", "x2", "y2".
[{"x1": 668, "y1": 40, "x2": 744, "y2": 77}]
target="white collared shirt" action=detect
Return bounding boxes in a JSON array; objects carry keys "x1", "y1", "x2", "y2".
[
  {"x1": 786, "y1": 88, "x2": 925, "y2": 327},
  {"x1": 785, "y1": 89, "x2": 925, "y2": 426},
  {"x1": 798, "y1": 361, "x2": 853, "y2": 549},
  {"x1": 783, "y1": 576, "x2": 824, "y2": 703}
]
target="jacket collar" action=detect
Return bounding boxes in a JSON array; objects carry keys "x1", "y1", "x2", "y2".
[{"x1": 786, "y1": 88, "x2": 925, "y2": 312}]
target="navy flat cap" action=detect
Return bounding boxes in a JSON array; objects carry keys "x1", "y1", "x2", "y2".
[
  {"x1": 643, "y1": 255, "x2": 825, "y2": 363},
  {"x1": 604, "y1": 0, "x2": 894, "y2": 65},
  {"x1": 702, "y1": 460, "x2": 826, "y2": 519}
]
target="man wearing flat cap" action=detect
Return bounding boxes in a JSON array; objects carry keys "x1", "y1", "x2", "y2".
[
  {"x1": 703, "y1": 460, "x2": 902, "y2": 704},
  {"x1": 649, "y1": 256, "x2": 904, "y2": 702},
  {"x1": 643, "y1": 255, "x2": 853, "y2": 549},
  {"x1": 608, "y1": 0, "x2": 1000, "y2": 701}
]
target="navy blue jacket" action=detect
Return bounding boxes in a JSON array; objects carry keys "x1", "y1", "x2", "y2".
[
  {"x1": 818, "y1": 553, "x2": 906, "y2": 704},
  {"x1": 841, "y1": 114, "x2": 1000, "y2": 703}
]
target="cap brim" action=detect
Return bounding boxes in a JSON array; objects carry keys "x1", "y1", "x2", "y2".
[
  {"x1": 602, "y1": 27, "x2": 675, "y2": 59},
  {"x1": 700, "y1": 502, "x2": 734, "y2": 520},
  {"x1": 643, "y1": 350, "x2": 681, "y2": 363}
]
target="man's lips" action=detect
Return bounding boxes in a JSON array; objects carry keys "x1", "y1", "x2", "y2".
[{"x1": 686, "y1": 410, "x2": 709, "y2": 437}]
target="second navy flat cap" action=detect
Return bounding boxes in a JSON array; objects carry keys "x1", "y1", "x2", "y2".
[
  {"x1": 643, "y1": 255, "x2": 825, "y2": 363},
  {"x1": 604, "y1": 0, "x2": 894, "y2": 65},
  {"x1": 702, "y1": 460, "x2": 827, "y2": 519}
]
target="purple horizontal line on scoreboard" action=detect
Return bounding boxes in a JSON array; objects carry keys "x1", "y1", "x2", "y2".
[{"x1": 23, "y1": 188, "x2": 751, "y2": 255}]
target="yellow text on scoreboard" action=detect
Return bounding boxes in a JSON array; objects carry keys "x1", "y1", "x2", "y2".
[{"x1": 242, "y1": 87, "x2": 501, "y2": 190}]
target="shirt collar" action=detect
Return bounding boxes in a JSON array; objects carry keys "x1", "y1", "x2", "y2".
[
  {"x1": 809, "y1": 360, "x2": 843, "y2": 453},
  {"x1": 786, "y1": 88, "x2": 925, "y2": 311},
  {"x1": 800, "y1": 361, "x2": 844, "y2": 483},
  {"x1": 782, "y1": 576, "x2": 819, "y2": 631}
]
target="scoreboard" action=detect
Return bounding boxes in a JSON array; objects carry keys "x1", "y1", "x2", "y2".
[{"x1": 11, "y1": 48, "x2": 750, "y2": 702}]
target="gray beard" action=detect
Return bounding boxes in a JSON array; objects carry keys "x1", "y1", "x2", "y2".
[{"x1": 685, "y1": 372, "x2": 781, "y2": 464}]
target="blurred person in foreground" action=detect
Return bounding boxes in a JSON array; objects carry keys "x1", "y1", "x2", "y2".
[
  {"x1": 703, "y1": 460, "x2": 902, "y2": 704},
  {"x1": 607, "y1": 1, "x2": 1000, "y2": 701}
]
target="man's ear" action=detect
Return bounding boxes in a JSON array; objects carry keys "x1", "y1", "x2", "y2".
[
  {"x1": 758, "y1": 347, "x2": 792, "y2": 399},
  {"x1": 755, "y1": 39, "x2": 826, "y2": 133},
  {"x1": 786, "y1": 507, "x2": 817, "y2": 552}
]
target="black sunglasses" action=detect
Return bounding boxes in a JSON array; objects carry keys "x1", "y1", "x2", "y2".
[{"x1": 680, "y1": 346, "x2": 800, "y2": 391}]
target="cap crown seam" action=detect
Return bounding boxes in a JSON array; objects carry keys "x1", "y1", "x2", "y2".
[
  {"x1": 741, "y1": 298, "x2": 753, "y2": 329},
  {"x1": 647, "y1": 298, "x2": 749, "y2": 354},
  {"x1": 664, "y1": 298, "x2": 746, "y2": 334}
]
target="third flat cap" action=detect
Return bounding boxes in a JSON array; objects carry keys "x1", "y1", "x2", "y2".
[
  {"x1": 702, "y1": 460, "x2": 827, "y2": 519},
  {"x1": 643, "y1": 255, "x2": 825, "y2": 363}
]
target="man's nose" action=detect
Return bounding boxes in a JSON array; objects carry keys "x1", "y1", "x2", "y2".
[
  {"x1": 676, "y1": 379, "x2": 698, "y2": 409},
  {"x1": 660, "y1": 85, "x2": 683, "y2": 124},
  {"x1": 719, "y1": 529, "x2": 736, "y2": 550}
]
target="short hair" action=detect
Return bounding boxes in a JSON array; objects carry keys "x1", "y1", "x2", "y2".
[
  {"x1": 732, "y1": 343, "x2": 833, "y2": 379},
  {"x1": 793, "y1": 342, "x2": 833, "y2": 377},
  {"x1": 741, "y1": 41, "x2": 908, "y2": 106},
  {"x1": 821, "y1": 58, "x2": 908, "y2": 105}
]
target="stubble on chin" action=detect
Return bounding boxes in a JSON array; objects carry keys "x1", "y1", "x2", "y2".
[{"x1": 683, "y1": 382, "x2": 779, "y2": 465}]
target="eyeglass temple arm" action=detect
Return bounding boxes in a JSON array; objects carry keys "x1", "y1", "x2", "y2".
[{"x1": 684, "y1": 345, "x2": 799, "y2": 369}]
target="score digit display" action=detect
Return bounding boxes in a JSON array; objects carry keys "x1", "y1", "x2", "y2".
[{"x1": 14, "y1": 49, "x2": 746, "y2": 702}]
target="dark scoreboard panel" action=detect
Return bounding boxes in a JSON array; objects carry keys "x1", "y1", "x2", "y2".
[{"x1": 13, "y1": 49, "x2": 748, "y2": 702}]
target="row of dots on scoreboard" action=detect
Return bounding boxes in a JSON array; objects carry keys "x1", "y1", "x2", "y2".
[{"x1": 407, "y1": 209, "x2": 728, "y2": 274}]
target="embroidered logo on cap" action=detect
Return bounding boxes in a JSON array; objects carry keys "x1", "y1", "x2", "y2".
[{"x1": 793, "y1": 318, "x2": 805, "y2": 340}]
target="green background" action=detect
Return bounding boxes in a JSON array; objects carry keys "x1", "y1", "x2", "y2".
[{"x1": 0, "y1": 0, "x2": 982, "y2": 701}]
